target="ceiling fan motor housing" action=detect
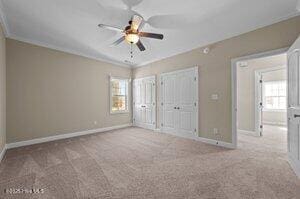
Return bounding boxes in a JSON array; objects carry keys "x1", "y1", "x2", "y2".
[{"x1": 98, "y1": 14, "x2": 163, "y2": 51}]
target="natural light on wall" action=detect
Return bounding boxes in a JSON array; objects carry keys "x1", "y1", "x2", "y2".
[
  {"x1": 110, "y1": 77, "x2": 129, "y2": 113},
  {"x1": 263, "y1": 80, "x2": 287, "y2": 110}
]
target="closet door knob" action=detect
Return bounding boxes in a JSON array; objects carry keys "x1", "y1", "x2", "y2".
[{"x1": 177, "y1": 107, "x2": 180, "y2": 110}]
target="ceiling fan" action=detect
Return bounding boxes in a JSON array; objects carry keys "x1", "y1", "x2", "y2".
[{"x1": 98, "y1": 15, "x2": 164, "y2": 52}]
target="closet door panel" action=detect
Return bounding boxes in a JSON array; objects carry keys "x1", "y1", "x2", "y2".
[
  {"x1": 133, "y1": 76, "x2": 156, "y2": 130},
  {"x1": 176, "y1": 70, "x2": 197, "y2": 135},
  {"x1": 162, "y1": 74, "x2": 177, "y2": 133},
  {"x1": 133, "y1": 80, "x2": 143, "y2": 125}
]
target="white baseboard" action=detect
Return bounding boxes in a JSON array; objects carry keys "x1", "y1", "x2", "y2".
[
  {"x1": 238, "y1": 129, "x2": 260, "y2": 137},
  {"x1": 133, "y1": 123, "x2": 156, "y2": 130},
  {"x1": 263, "y1": 121, "x2": 287, "y2": 126},
  {"x1": 6, "y1": 123, "x2": 132, "y2": 149},
  {"x1": 159, "y1": 130, "x2": 235, "y2": 149},
  {"x1": 288, "y1": 154, "x2": 300, "y2": 178},
  {"x1": 0, "y1": 144, "x2": 7, "y2": 163},
  {"x1": 196, "y1": 136, "x2": 236, "y2": 149},
  {"x1": 154, "y1": 128, "x2": 161, "y2": 133}
]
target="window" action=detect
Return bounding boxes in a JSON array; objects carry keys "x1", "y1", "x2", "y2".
[
  {"x1": 110, "y1": 77, "x2": 129, "y2": 113},
  {"x1": 263, "y1": 81, "x2": 286, "y2": 111}
]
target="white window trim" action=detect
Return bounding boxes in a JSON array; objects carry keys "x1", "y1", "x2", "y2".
[
  {"x1": 262, "y1": 80, "x2": 287, "y2": 112},
  {"x1": 263, "y1": 108, "x2": 287, "y2": 112},
  {"x1": 110, "y1": 76, "x2": 130, "y2": 114}
]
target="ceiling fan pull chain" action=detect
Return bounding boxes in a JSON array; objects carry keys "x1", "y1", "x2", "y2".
[{"x1": 130, "y1": 42, "x2": 133, "y2": 58}]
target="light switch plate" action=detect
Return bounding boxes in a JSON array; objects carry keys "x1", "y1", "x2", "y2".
[{"x1": 211, "y1": 94, "x2": 219, "y2": 100}]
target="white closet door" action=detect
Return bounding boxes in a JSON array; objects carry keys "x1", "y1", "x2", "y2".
[
  {"x1": 287, "y1": 36, "x2": 300, "y2": 177},
  {"x1": 144, "y1": 79, "x2": 155, "y2": 127},
  {"x1": 161, "y1": 67, "x2": 198, "y2": 138},
  {"x1": 133, "y1": 79, "x2": 143, "y2": 125},
  {"x1": 161, "y1": 74, "x2": 177, "y2": 133},
  {"x1": 176, "y1": 70, "x2": 197, "y2": 136},
  {"x1": 133, "y1": 76, "x2": 156, "y2": 130}
]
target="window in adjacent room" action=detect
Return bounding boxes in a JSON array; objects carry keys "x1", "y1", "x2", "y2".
[
  {"x1": 263, "y1": 80, "x2": 287, "y2": 111},
  {"x1": 110, "y1": 77, "x2": 129, "y2": 113}
]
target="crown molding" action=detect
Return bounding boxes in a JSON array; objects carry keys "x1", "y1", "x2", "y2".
[
  {"x1": 0, "y1": 0, "x2": 9, "y2": 36},
  {"x1": 134, "y1": 11, "x2": 300, "y2": 68},
  {"x1": 8, "y1": 34, "x2": 133, "y2": 68}
]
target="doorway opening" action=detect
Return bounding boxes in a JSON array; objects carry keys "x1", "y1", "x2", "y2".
[{"x1": 232, "y1": 48, "x2": 288, "y2": 153}]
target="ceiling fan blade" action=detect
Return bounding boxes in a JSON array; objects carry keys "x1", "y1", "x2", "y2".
[
  {"x1": 98, "y1": 24, "x2": 124, "y2": 32},
  {"x1": 131, "y1": 15, "x2": 143, "y2": 31},
  {"x1": 147, "y1": 14, "x2": 199, "y2": 29},
  {"x1": 136, "y1": 40, "x2": 146, "y2": 51},
  {"x1": 111, "y1": 36, "x2": 125, "y2": 46},
  {"x1": 122, "y1": 0, "x2": 143, "y2": 9},
  {"x1": 139, "y1": 32, "x2": 164, "y2": 40}
]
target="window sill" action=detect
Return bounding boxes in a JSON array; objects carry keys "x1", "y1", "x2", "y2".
[{"x1": 110, "y1": 111, "x2": 130, "y2": 114}]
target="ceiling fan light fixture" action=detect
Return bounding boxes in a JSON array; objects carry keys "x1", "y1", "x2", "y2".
[{"x1": 125, "y1": 33, "x2": 139, "y2": 44}]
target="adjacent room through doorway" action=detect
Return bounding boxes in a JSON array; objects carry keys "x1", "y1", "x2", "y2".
[{"x1": 236, "y1": 52, "x2": 288, "y2": 153}]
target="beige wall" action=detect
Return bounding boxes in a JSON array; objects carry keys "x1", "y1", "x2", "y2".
[
  {"x1": 237, "y1": 54, "x2": 286, "y2": 132},
  {"x1": 6, "y1": 39, "x2": 132, "y2": 143},
  {"x1": 133, "y1": 16, "x2": 300, "y2": 143},
  {"x1": 0, "y1": 24, "x2": 6, "y2": 152}
]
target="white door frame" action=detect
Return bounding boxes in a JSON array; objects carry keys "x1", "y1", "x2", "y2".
[
  {"x1": 231, "y1": 47, "x2": 288, "y2": 148},
  {"x1": 158, "y1": 66, "x2": 198, "y2": 138},
  {"x1": 133, "y1": 76, "x2": 156, "y2": 130},
  {"x1": 254, "y1": 66, "x2": 287, "y2": 137}
]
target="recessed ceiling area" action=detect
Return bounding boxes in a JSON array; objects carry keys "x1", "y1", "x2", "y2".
[{"x1": 0, "y1": 0, "x2": 299, "y2": 67}]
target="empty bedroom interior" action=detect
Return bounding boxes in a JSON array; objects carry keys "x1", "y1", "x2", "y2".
[{"x1": 1, "y1": 0, "x2": 300, "y2": 198}]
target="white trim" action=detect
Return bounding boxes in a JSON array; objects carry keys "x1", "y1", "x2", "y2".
[
  {"x1": 154, "y1": 128, "x2": 161, "y2": 133},
  {"x1": 6, "y1": 123, "x2": 132, "y2": 149},
  {"x1": 133, "y1": 75, "x2": 156, "y2": 81},
  {"x1": 255, "y1": 65, "x2": 287, "y2": 74},
  {"x1": 231, "y1": 47, "x2": 288, "y2": 149},
  {"x1": 8, "y1": 34, "x2": 132, "y2": 68},
  {"x1": 288, "y1": 154, "x2": 300, "y2": 178},
  {"x1": 134, "y1": 12, "x2": 300, "y2": 68},
  {"x1": 0, "y1": 0, "x2": 9, "y2": 37},
  {"x1": 159, "y1": 130, "x2": 235, "y2": 149},
  {"x1": 254, "y1": 70, "x2": 263, "y2": 136},
  {"x1": 263, "y1": 121, "x2": 287, "y2": 126},
  {"x1": 0, "y1": 144, "x2": 7, "y2": 162},
  {"x1": 197, "y1": 136, "x2": 236, "y2": 149},
  {"x1": 159, "y1": 66, "x2": 198, "y2": 76},
  {"x1": 110, "y1": 76, "x2": 130, "y2": 114},
  {"x1": 263, "y1": 109, "x2": 287, "y2": 113},
  {"x1": 238, "y1": 129, "x2": 260, "y2": 137}
]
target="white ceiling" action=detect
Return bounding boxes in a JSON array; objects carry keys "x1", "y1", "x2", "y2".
[{"x1": 0, "y1": 0, "x2": 299, "y2": 67}]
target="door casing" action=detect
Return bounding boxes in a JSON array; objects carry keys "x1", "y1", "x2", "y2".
[{"x1": 231, "y1": 47, "x2": 288, "y2": 148}]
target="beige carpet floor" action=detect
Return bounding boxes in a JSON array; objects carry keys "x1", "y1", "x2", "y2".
[{"x1": 0, "y1": 126, "x2": 299, "y2": 199}]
